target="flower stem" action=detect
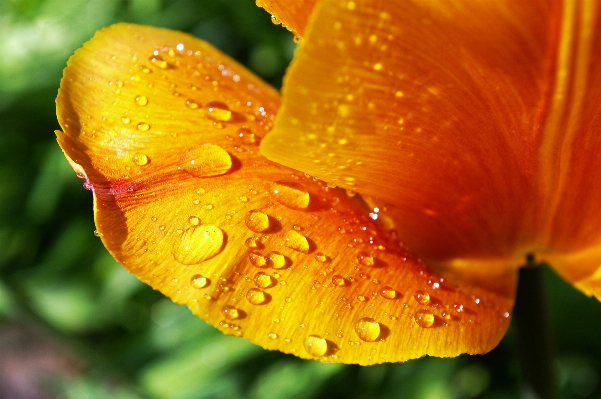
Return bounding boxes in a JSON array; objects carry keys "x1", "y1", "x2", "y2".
[{"x1": 513, "y1": 256, "x2": 557, "y2": 398}]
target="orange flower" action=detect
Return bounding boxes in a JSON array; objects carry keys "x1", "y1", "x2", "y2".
[{"x1": 55, "y1": 0, "x2": 601, "y2": 365}]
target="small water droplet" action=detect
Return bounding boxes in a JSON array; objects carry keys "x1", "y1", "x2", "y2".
[
  {"x1": 414, "y1": 309, "x2": 435, "y2": 328},
  {"x1": 205, "y1": 101, "x2": 232, "y2": 121},
  {"x1": 121, "y1": 117, "x2": 131, "y2": 124},
  {"x1": 357, "y1": 295, "x2": 367, "y2": 302},
  {"x1": 303, "y1": 335, "x2": 328, "y2": 357},
  {"x1": 222, "y1": 305, "x2": 240, "y2": 320},
  {"x1": 285, "y1": 230, "x2": 309, "y2": 253},
  {"x1": 357, "y1": 252, "x2": 375, "y2": 267},
  {"x1": 380, "y1": 286, "x2": 397, "y2": 299},
  {"x1": 271, "y1": 15, "x2": 281, "y2": 25},
  {"x1": 188, "y1": 216, "x2": 200, "y2": 226},
  {"x1": 150, "y1": 55, "x2": 168, "y2": 69},
  {"x1": 239, "y1": 196, "x2": 249, "y2": 202},
  {"x1": 246, "y1": 288, "x2": 267, "y2": 305},
  {"x1": 253, "y1": 272, "x2": 275, "y2": 288},
  {"x1": 93, "y1": 230, "x2": 100, "y2": 237},
  {"x1": 135, "y1": 95, "x2": 148, "y2": 106},
  {"x1": 179, "y1": 144, "x2": 232, "y2": 177},
  {"x1": 245, "y1": 210, "x2": 271, "y2": 233},
  {"x1": 354, "y1": 317, "x2": 381, "y2": 342},
  {"x1": 132, "y1": 153, "x2": 149, "y2": 166},
  {"x1": 271, "y1": 181, "x2": 310, "y2": 209},
  {"x1": 137, "y1": 122, "x2": 150, "y2": 131},
  {"x1": 173, "y1": 224, "x2": 224, "y2": 264},
  {"x1": 285, "y1": 297, "x2": 292, "y2": 303},
  {"x1": 244, "y1": 237, "x2": 261, "y2": 248},
  {"x1": 314, "y1": 252, "x2": 327, "y2": 263},
  {"x1": 332, "y1": 275, "x2": 347, "y2": 287},
  {"x1": 414, "y1": 290, "x2": 430, "y2": 305},
  {"x1": 249, "y1": 251, "x2": 268, "y2": 267},
  {"x1": 267, "y1": 251, "x2": 286, "y2": 269},
  {"x1": 191, "y1": 274, "x2": 209, "y2": 288},
  {"x1": 186, "y1": 99, "x2": 199, "y2": 109},
  {"x1": 268, "y1": 332, "x2": 278, "y2": 340}
]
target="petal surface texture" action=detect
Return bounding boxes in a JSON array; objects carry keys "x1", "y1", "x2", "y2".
[
  {"x1": 56, "y1": 24, "x2": 515, "y2": 364},
  {"x1": 256, "y1": 0, "x2": 318, "y2": 37},
  {"x1": 260, "y1": 0, "x2": 601, "y2": 296}
]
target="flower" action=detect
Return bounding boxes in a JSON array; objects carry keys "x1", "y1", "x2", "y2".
[{"x1": 55, "y1": 0, "x2": 601, "y2": 365}]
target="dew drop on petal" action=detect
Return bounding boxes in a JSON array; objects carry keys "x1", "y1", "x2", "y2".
[
  {"x1": 173, "y1": 225, "x2": 224, "y2": 264},
  {"x1": 414, "y1": 290, "x2": 430, "y2": 305},
  {"x1": 222, "y1": 305, "x2": 240, "y2": 320},
  {"x1": 380, "y1": 286, "x2": 397, "y2": 299},
  {"x1": 244, "y1": 237, "x2": 260, "y2": 248},
  {"x1": 303, "y1": 335, "x2": 328, "y2": 357},
  {"x1": 332, "y1": 275, "x2": 347, "y2": 287},
  {"x1": 205, "y1": 101, "x2": 232, "y2": 121},
  {"x1": 246, "y1": 288, "x2": 267, "y2": 305},
  {"x1": 253, "y1": 272, "x2": 275, "y2": 288},
  {"x1": 188, "y1": 216, "x2": 200, "y2": 226},
  {"x1": 132, "y1": 153, "x2": 149, "y2": 166},
  {"x1": 414, "y1": 309, "x2": 435, "y2": 328},
  {"x1": 267, "y1": 251, "x2": 286, "y2": 269},
  {"x1": 135, "y1": 95, "x2": 148, "y2": 106},
  {"x1": 245, "y1": 210, "x2": 271, "y2": 233},
  {"x1": 271, "y1": 181, "x2": 310, "y2": 209},
  {"x1": 137, "y1": 122, "x2": 150, "y2": 131},
  {"x1": 191, "y1": 274, "x2": 209, "y2": 288},
  {"x1": 249, "y1": 251, "x2": 268, "y2": 267},
  {"x1": 314, "y1": 252, "x2": 327, "y2": 263},
  {"x1": 179, "y1": 144, "x2": 232, "y2": 177},
  {"x1": 357, "y1": 252, "x2": 375, "y2": 267},
  {"x1": 268, "y1": 332, "x2": 278, "y2": 340},
  {"x1": 354, "y1": 317, "x2": 381, "y2": 342},
  {"x1": 186, "y1": 99, "x2": 199, "y2": 109},
  {"x1": 285, "y1": 230, "x2": 309, "y2": 253}
]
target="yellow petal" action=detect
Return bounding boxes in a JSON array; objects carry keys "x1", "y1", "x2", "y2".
[
  {"x1": 56, "y1": 23, "x2": 515, "y2": 364},
  {"x1": 256, "y1": 0, "x2": 319, "y2": 37}
]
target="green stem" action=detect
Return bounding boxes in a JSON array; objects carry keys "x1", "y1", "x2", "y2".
[{"x1": 513, "y1": 257, "x2": 557, "y2": 398}]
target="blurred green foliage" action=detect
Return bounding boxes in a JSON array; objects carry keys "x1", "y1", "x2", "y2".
[{"x1": 1, "y1": 0, "x2": 600, "y2": 398}]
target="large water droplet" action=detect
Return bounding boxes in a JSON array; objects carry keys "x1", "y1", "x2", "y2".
[
  {"x1": 271, "y1": 181, "x2": 310, "y2": 209},
  {"x1": 179, "y1": 144, "x2": 232, "y2": 177},
  {"x1": 267, "y1": 251, "x2": 286, "y2": 269},
  {"x1": 191, "y1": 274, "x2": 209, "y2": 288},
  {"x1": 222, "y1": 305, "x2": 240, "y2": 320},
  {"x1": 132, "y1": 153, "x2": 149, "y2": 166},
  {"x1": 354, "y1": 317, "x2": 381, "y2": 342},
  {"x1": 135, "y1": 95, "x2": 148, "y2": 106},
  {"x1": 205, "y1": 101, "x2": 232, "y2": 121},
  {"x1": 173, "y1": 225, "x2": 224, "y2": 264},
  {"x1": 303, "y1": 335, "x2": 328, "y2": 357},
  {"x1": 414, "y1": 290, "x2": 430, "y2": 305},
  {"x1": 414, "y1": 309, "x2": 435, "y2": 328},
  {"x1": 245, "y1": 210, "x2": 271, "y2": 233},
  {"x1": 380, "y1": 286, "x2": 397, "y2": 299},
  {"x1": 246, "y1": 288, "x2": 267, "y2": 305},
  {"x1": 253, "y1": 272, "x2": 275, "y2": 288},
  {"x1": 249, "y1": 251, "x2": 268, "y2": 267},
  {"x1": 285, "y1": 230, "x2": 309, "y2": 253}
]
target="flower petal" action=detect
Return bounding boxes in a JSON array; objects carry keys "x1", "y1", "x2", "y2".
[
  {"x1": 256, "y1": 0, "x2": 318, "y2": 37},
  {"x1": 260, "y1": 0, "x2": 561, "y2": 269},
  {"x1": 56, "y1": 23, "x2": 515, "y2": 364}
]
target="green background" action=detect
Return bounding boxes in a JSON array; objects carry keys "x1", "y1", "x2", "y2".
[{"x1": 1, "y1": 0, "x2": 600, "y2": 398}]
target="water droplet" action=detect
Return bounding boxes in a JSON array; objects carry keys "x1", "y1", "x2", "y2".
[
  {"x1": 332, "y1": 275, "x2": 347, "y2": 287},
  {"x1": 239, "y1": 196, "x2": 249, "y2": 202},
  {"x1": 222, "y1": 305, "x2": 240, "y2": 320},
  {"x1": 268, "y1": 332, "x2": 278, "y2": 340},
  {"x1": 414, "y1": 290, "x2": 430, "y2": 305},
  {"x1": 137, "y1": 122, "x2": 150, "y2": 131},
  {"x1": 179, "y1": 144, "x2": 232, "y2": 177},
  {"x1": 244, "y1": 237, "x2": 261, "y2": 248},
  {"x1": 173, "y1": 225, "x2": 224, "y2": 264},
  {"x1": 135, "y1": 95, "x2": 148, "y2": 106},
  {"x1": 414, "y1": 309, "x2": 435, "y2": 328},
  {"x1": 271, "y1": 15, "x2": 281, "y2": 25},
  {"x1": 191, "y1": 274, "x2": 209, "y2": 288},
  {"x1": 357, "y1": 252, "x2": 375, "y2": 267},
  {"x1": 188, "y1": 216, "x2": 200, "y2": 226},
  {"x1": 271, "y1": 181, "x2": 310, "y2": 209},
  {"x1": 93, "y1": 230, "x2": 100, "y2": 237},
  {"x1": 150, "y1": 55, "x2": 168, "y2": 69},
  {"x1": 121, "y1": 117, "x2": 131, "y2": 124},
  {"x1": 205, "y1": 101, "x2": 232, "y2": 121},
  {"x1": 285, "y1": 230, "x2": 309, "y2": 253},
  {"x1": 132, "y1": 153, "x2": 149, "y2": 166},
  {"x1": 314, "y1": 252, "x2": 327, "y2": 263},
  {"x1": 186, "y1": 99, "x2": 199, "y2": 109},
  {"x1": 303, "y1": 335, "x2": 328, "y2": 357},
  {"x1": 380, "y1": 286, "x2": 397, "y2": 299},
  {"x1": 245, "y1": 210, "x2": 271, "y2": 233},
  {"x1": 253, "y1": 272, "x2": 275, "y2": 288},
  {"x1": 357, "y1": 295, "x2": 367, "y2": 302},
  {"x1": 246, "y1": 288, "x2": 267, "y2": 305},
  {"x1": 267, "y1": 251, "x2": 286, "y2": 269},
  {"x1": 354, "y1": 317, "x2": 381, "y2": 342},
  {"x1": 249, "y1": 251, "x2": 268, "y2": 267}
]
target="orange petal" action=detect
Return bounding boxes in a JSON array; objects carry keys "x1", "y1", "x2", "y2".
[
  {"x1": 260, "y1": 0, "x2": 561, "y2": 269},
  {"x1": 56, "y1": 23, "x2": 515, "y2": 364},
  {"x1": 256, "y1": 0, "x2": 318, "y2": 37}
]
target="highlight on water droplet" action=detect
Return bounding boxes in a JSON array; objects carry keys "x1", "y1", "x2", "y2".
[
  {"x1": 285, "y1": 230, "x2": 309, "y2": 253},
  {"x1": 205, "y1": 101, "x2": 232, "y2": 122},
  {"x1": 380, "y1": 286, "x2": 397, "y2": 299},
  {"x1": 267, "y1": 251, "x2": 287, "y2": 269},
  {"x1": 271, "y1": 181, "x2": 310, "y2": 209},
  {"x1": 249, "y1": 251, "x2": 268, "y2": 267},
  {"x1": 135, "y1": 95, "x2": 148, "y2": 106},
  {"x1": 354, "y1": 317, "x2": 381, "y2": 342},
  {"x1": 246, "y1": 288, "x2": 268, "y2": 305},
  {"x1": 137, "y1": 122, "x2": 150, "y2": 131},
  {"x1": 245, "y1": 210, "x2": 271, "y2": 233},
  {"x1": 179, "y1": 144, "x2": 232, "y2": 177},
  {"x1": 414, "y1": 290, "x2": 430, "y2": 305},
  {"x1": 414, "y1": 309, "x2": 435, "y2": 328},
  {"x1": 191, "y1": 274, "x2": 209, "y2": 288},
  {"x1": 332, "y1": 275, "x2": 347, "y2": 287},
  {"x1": 303, "y1": 335, "x2": 328, "y2": 357},
  {"x1": 172, "y1": 224, "x2": 224, "y2": 265},
  {"x1": 222, "y1": 305, "x2": 241, "y2": 320},
  {"x1": 253, "y1": 272, "x2": 275, "y2": 288},
  {"x1": 357, "y1": 252, "x2": 375, "y2": 267},
  {"x1": 132, "y1": 153, "x2": 149, "y2": 166}
]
